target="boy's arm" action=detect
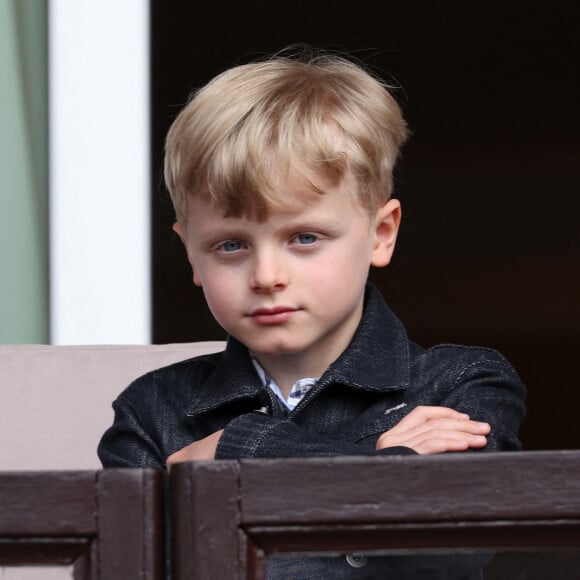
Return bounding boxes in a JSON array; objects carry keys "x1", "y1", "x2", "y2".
[
  {"x1": 169, "y1": 413, "x2": 415, "y2": 463},
  {"x1": 167, "y1": 407, "x2": 489, "y2": 464},
  {"x1": 169, "y1": 347, "x2": 524, "y2": 463},
  {"x1": 374, "y1": 406, "x2": 490, "y2": 453},
  {"x1": 425, "y1": 346, "x2": 526, "y2": 452},
  {"x1": 98, "y1": 395, "x2": 166, "y2": 469}
]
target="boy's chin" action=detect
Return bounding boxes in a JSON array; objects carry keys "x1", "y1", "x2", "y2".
[
  {"x1": 246, "y1": 340, "x2": 305, "y2": 358},
  {"x1": 251, "y1": 346, "x2": 302, "y2": 358}
]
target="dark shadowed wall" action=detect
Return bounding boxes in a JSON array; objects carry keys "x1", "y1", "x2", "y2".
[{"x1": 150, "y1": 2, "x2": 579, "y2": 450}]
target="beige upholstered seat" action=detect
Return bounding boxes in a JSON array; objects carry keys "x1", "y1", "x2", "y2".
[{"x1": 0, "y1": 342, "x2": 226, "y2": 470}]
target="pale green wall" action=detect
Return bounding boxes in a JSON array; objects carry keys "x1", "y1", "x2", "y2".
[{"x1": 0, "y1": 0, "x2": 49, "y2": 343}]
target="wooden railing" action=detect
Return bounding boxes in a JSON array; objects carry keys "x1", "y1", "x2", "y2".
[
  {"x1": 170, "y1": 451, "x2": 580, "y2": 579},
  {"x1": 0, "y1": 469, "x2": 164, "y2": 579},
  {"x1": 2, "y1": 451, "x2": 580, "y2": 579}
]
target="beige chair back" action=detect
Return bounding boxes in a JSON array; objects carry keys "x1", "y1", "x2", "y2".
[{"x1": 0, "y1": 342, "x2": 225, "y2": 470}]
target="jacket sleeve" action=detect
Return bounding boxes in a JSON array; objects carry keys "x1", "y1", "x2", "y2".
[
  {"x1": 216, "y1": 412, "x2": 416, "y2": 459},
  {"x1": 432, "y1": 347, "x2": 526, "y2": 451},
  {"x1": 98, "y1": 394, "x2": 166, "y2": 469},
  {"x1": 216, "y1": 347, "x2": 526, "y2": 459}
]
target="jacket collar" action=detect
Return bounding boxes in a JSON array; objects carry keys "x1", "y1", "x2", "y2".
[
  {"x1": 318, "y1": 283, "x2": 410, "y2": 392},
  {"x1": 184, "y1": 337, "x2": 262, "y2": 416},
  {"x1": 185, "y1": 283, "x2": 410, "y2": 416}
]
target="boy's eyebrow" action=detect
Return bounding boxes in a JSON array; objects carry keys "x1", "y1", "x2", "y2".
[
  {"x1": 281, "y1": 218, "x2": 344, "y2": 233},
  {"x1": 195, "y1": 226, "x2": 250, "y2": 244},
  {"x1": 275, "y1": 211, "x2": 353, "y2": 232},
  {"x1": 195, "y1": 216, "x2": 346, "y2": 243}
]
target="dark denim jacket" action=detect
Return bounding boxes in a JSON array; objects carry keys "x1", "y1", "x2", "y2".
[
  {"x1": 99, "y1": 284, "x2": 525, "y2": 468},
  {"x1": 98, "y1": 284, "x2": 526, "y2": 578}
]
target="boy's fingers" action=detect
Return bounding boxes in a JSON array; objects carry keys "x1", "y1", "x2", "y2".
[
  {"x1": 377, "y1": 405, "x2": 491, "y2": 452},
  {"x1": 166, "y1": 444, "x2": 195, "y2": 465},
  {"x1": 391, "y1": 406, "x2": 470, "y2": 430},
  {"x1": 165, "y1": 429, "x2": 224, "y2": 466},
  {"x1": 413, "y1": 433, "x2": 488, "y2": 454},
  {"x1": 388, "y1": 407, "x2": 489, "y2": 440},
  {"x1": 377, "y1": 417, "x2": 490, "y2": 452},
  {"x1": 378, "y1": 431, "x2": 487, "y2": 451},
  {"x1": 397, "y1": 418, "x2": 490, "y2": 440},
  {"x1": 385, "y1": 430, "x2": 488, "y2": 454},
  {"x1": 420, "y1": 431, "x2": 488, "y2": 447},
  {"x1": 412, "y1": 438, "x2": 472, "y2": 455}
]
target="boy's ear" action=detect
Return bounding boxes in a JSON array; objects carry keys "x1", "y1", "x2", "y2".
[
  {"x1": 172, "y1": 221, "x2": 186, "y2": 245},
  {"x1": 370, "y1": 199, "x2": 401, "y2": 268},
  {"x1": 172, "y1": 222, "x2": 202, "y2": 287}
]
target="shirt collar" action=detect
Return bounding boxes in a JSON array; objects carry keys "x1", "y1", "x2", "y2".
[{"x1": 250, "y1": 355, "x2": 318, "y2": 411}]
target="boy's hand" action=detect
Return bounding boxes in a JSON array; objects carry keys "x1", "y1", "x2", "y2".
[
  {"x1": 376, "y1": 406, "x2": 490, "y2": 454},
  {"x1": 166, "y1": 429, "x2": 224, "y2": 466}
]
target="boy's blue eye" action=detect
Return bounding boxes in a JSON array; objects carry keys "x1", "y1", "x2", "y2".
[
  {"x1": 296, "y1": 233, "x2": 317, "y2": 245},
  {"x1": 221, "y1": 240, "x2": 243, "y2": 252}
]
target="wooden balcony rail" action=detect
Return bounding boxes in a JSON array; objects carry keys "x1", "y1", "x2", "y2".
[
  {"x1": 3, "y1": 451, "x2": 580, "y2": 579},
  {"x1": 170, "y1": 450, "x2": 580, "y2": 579},
  {"x1": 0, "y1": 469, "x2": 163, "y2": 580}
]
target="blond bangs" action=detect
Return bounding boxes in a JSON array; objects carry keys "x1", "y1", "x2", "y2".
[{"x1": 165, "y1": 54, "x2": 409, "y2": 222}]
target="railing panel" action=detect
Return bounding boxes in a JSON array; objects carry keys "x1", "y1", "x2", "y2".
[
  {"x1": 171, "y1": 451, "x2": 580, "y2": 580},
  {"x1": 97, "y1": 469, "x2": 164, "y2": 580},
  {"x1": 239, "y1": 451, "x2": 580, "y2": 524},
  {"x1": 4, "y1": 453, "x2": 580, "y2": 579},
  {"x1": 0, "y1": 472, "x2": 96, "y2": 536},
  {"x1": 171, "y1": 461, "x2": 240, "y2": 580},
  {"x1": 0, "y1": 469, "x2": 163, "y2": 580}
]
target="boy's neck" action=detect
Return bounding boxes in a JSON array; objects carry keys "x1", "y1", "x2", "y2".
[
  {"x1": 251, "y1": 298, "x2": 365, "y2": 398},
  {"x1": 253, "y1": 352, "x2": 326, "y2": 399}
]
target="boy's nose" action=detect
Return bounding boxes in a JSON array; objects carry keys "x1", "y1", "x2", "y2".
[{"x1": 250, "y1": 252, "x2": 288, "y2": 293}]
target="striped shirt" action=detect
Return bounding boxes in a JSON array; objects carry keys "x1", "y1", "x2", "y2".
[{"x1": 251, "y1": 355, "x2": 318, "y2": 411}]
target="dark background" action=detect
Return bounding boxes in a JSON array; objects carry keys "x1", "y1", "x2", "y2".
[{"x1": 150, "y1": 2, "x2": 579, "y2": 451}]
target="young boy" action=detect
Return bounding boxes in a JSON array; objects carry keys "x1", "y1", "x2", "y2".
[{"x1": 98, "y1": 50, "x2": 525, "y2": 577}]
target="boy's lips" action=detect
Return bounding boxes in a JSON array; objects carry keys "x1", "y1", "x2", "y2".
[{"x1": 248, "y1": 306, "x2": 301, "y2": 325}]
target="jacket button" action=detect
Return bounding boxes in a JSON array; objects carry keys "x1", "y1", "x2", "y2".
[{"x1": 346, "y1": 553, "x2": 368, "y2": 568}]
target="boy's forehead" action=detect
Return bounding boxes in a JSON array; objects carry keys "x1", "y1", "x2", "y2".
[
  {"x1": 185, "y1": 167, "x2": 362, "y2": 224},
  {"x1": 192, "y1": 164, "x2": 360, "y2": 221}
]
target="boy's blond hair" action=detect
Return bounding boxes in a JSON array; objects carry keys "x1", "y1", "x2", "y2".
[{"x1": 165, "y1": 51, "x2": 409, "y2": 222}]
